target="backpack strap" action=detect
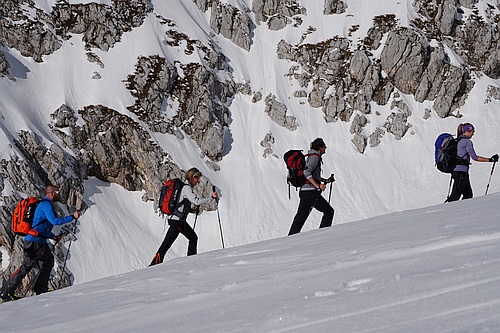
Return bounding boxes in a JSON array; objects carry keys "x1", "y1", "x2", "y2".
[
  {"x1": 28, "y1": 199, "x2": 51, "y2": 238},
  {"x1": 171, "y1": 185, "x2": 188, "y2": 219},
  {"x1": 27, "y1": 229, "x2": 40, "y2": 237},
  {"x1": 456, "y1": 136, "x2": 470, "y2": 165},
  {"x1": 304, "y1": 153, "x2": 322, "y2": 184}
]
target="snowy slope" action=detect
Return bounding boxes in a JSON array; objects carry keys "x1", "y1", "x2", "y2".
[
  {"x1": 1, "y1": 193, "x2": 500, "y2": 332},
  {"x1": 1, "y1": 0, "x2": 500, "y2": 288}
]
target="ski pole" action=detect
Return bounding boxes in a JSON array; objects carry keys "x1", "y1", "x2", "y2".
[
  {"x1": 60, "y1": 219, "x2": 78, "y2": 279},
  {"x1": 213, "y1": 186, "x2": 225, "y2": 249},
  {"x1": 485, "y1": 161, "x2": 496, "y2": 195},
  {"x1": 193, "y1": 209, "x2": 199, "y2": 230},
  {"x1": 328, "y1": 174, "x2": 335, "y2": 204},
  {"x1": 446, "y1": 174, "x2": 453, "y2": 201}
]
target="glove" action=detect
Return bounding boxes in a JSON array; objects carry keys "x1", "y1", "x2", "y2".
[
  {"x1": 191, "y1": 205, "x2": 200, "y2": 215},
  {"x1": 53, "y1": 234, "x2": 63, "y2": 242},
  {"x1": 489, "y1": 154, "x2": 499, "y2": 162}
]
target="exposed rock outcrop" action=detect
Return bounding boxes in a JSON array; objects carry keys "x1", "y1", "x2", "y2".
[
  {"x1": 192, "y1": 0, "x2": 211, "y2": 12},
  {"x1": 260, "y1": 133, "x2": 278, "y2": 158},
  {"x1": 210, "y1": 0, "x2": 254, "y2": 51},
  {"x1": 0, "y1": 5, "x2": 62, "y2": 62},
  {"x1": 124, "y1": 54, "x2": 232, "y2": 161},
  {"x1": 324, "y1": 0, "x2": 348, "y2": 15},
  {"x1": 381, "y1": 28, "x2": 474, "y2": 118},
  {"x1": 413, "y1": 0, "x2": 500, "y2": 79},
  {"x1": 264, "y1": 94, "x2": 299, "y2": 131},
  {"x1": 369, "y1": 127, "x2": 386, "y2": 148},
  {"x1": 0, "y1": 0, "x2": 152, "y2": 62},
  {"x1": 0, "y1": 50, "x2": 12, "y2": 80},
  {"x1": 350, "y1": 114, "x2": 368, "y2": 153},
  {"x1": 252, "y1": 0, "x2": 306, "y2": 30},
  {"x1": 486, "y1": 85, "x2": 500, "y2": 103},
  {"x1": 385, "y1": 98, "x2": 413, "y2": 140},
  {"x1": 276, "y1": 10, "x2": 477, "y2": 151},
  {"x1": 52, "y1": 0, "x2": 152, "y2": 51}
]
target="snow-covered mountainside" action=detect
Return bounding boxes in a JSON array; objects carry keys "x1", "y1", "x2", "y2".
[
  {"x1": 1, "y1": 191, "x2": 500, "y2": 332},
  {"x1": 1, "y1": 0, "x2": 500, "y2": 289}
]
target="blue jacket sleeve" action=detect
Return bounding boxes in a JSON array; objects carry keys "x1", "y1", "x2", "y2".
[
  {"x1": 27, "y1": 198, "x2": 74, "y2": 242},
  {"x1": 35, "y1": 200, "x2": 74, "y2": 226}
]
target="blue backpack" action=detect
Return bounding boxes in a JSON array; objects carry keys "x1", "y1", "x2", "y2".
[{"x1": 435, "y1": 133, "x2": 459, "y2": 173}]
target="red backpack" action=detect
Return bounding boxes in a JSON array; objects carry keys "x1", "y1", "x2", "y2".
[
  {"x1": 283, "y1": 150, "x2": 321, "y2": 188},
  {"x1": 11, "y1": 196, "x2": 39, "y2": 236},
  {"x1": 158, "y1": 178, "x2": 185, "y2": 216},
  {"x1": 284, "y1": 150, "x2": 307, "y2": 188},
  {"x1": 284, "y1": 150, "x2": 322, "y2": 199}
]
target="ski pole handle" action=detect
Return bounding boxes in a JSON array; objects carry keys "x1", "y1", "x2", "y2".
[
  {"x1": 212, "y1": 185, "x2": 219, "y2": 202},
  {"x1": 324, "y1": 174, "x2": 335, "y2": 184}
]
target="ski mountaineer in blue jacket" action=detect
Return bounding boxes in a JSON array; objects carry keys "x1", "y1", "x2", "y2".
[
  {"x1": 446, "y1": 123, "x2": 498, "y2": 202},
  {"x1": 0, "y1": 185, "x2": 81, "y2": 302}
]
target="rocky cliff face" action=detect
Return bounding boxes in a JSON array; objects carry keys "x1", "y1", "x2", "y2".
[{"x1": 1, "y1": 0, "x2": 499, "y2": 294}]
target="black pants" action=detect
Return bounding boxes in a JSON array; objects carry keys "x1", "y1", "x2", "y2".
[
  {"x1": 447, "y1": 171, "x2": 473, "y2": 202},
  {"x1": 150, "y1": 219, "x2": 198, "y2": 266},
  {"x1": 0, "y1": 241, "x2": 54, "y2": 296},
  {"x1": 289, "y1": 190, "x2": 334, "y2": 235}
]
